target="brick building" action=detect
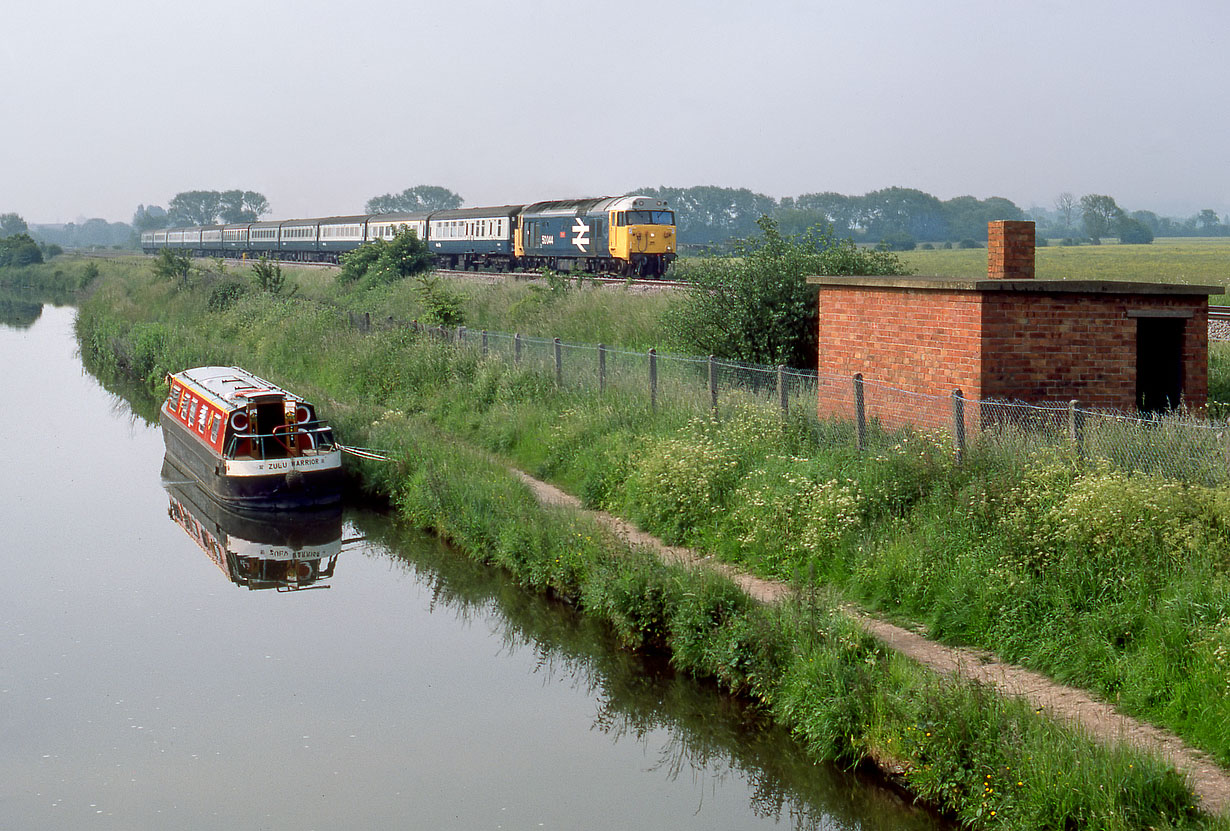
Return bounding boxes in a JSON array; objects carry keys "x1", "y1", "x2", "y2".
[{"x1": 809, "y1": 221, "x2": 1221, "y2": 427}]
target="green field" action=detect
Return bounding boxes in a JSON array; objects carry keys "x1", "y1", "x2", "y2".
[{"x1": 898, "y1": 237, "x2": 1230, "y2": 303}]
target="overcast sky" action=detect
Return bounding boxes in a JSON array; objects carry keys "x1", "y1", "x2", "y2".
[{"x1": 3, "y1": 0, "x2": 1226, "y2": 225}]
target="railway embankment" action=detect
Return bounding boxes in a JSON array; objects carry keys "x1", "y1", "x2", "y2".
[{"x1": 51, "y1": 256, "x2": 1230, "y2": 828}]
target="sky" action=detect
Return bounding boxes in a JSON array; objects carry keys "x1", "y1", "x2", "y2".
[{"x1": 2, "y1": 0, "x2": 1227, "y2": 225}]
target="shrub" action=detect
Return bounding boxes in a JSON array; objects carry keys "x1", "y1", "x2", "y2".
[{"x1": 209, "y1": 278, "x2": 248, "y2": 311}]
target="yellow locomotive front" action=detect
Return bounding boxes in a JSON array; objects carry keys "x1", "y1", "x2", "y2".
[{"x1": 605, "y1": 196, "x2": 676, "y2": 277}]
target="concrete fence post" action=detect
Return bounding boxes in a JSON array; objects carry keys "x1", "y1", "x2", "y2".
[
  {"x1": 778, "y1": 365, "x2": 788, "y2": 418},
  {"x1": 708, "y1": 355, "x2": 718, "y2": 416},
  {"x1": 481, "y1": 329, "x2": 488, "y2": 357},
  {"x1": 514, "y1": 333, "x2": 522, "y2": 365},
  {"x1": 649, "y1": 348, "x2": 658, "y2": 410},
  {"x1": 853, "y1": 373, "x2": 867, "y2": 452},
  {"x1": 952, "y1": 388, "x2": 966, "y2": 465},
  {"x1": 1068, "y1": 399, "x2": 1086, "y2": 458},
  {"x1": 598, "y1": 344, "x2": 607, "y2": 394},
  {"x1": 554, "y1": 338, "x2": 562, "y2": 386}
]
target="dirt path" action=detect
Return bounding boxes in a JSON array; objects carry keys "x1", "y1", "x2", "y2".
[{"x1": 514, "y1": 471, "x2": 1230, "y2": 816}]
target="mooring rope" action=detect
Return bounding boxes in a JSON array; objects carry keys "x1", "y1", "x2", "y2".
[{"x1": 336, "y1": 443, "x2": 394, "y2": 462}]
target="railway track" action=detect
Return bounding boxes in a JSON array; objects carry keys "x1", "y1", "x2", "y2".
[{"x1": 431, "y1": 267, "x2": 690, "y2": 290}]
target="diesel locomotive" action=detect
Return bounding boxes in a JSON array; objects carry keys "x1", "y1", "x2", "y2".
[{"x1": 143, "y1": 195, "x2": 677, "y2": 277}]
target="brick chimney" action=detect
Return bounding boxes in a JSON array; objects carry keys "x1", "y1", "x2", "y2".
[{"x1": 987, "y1": 220, "x2": 1035, "y2": 280}]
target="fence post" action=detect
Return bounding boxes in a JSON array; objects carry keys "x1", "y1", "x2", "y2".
[
  {"x1": 482, "y1": 329, "x2": 488, "y2": 357},
  {"x1": 514, "y1": 333, "x2": 522, "y2": 365},
  {"x1": 649, "y1": 348, "x2": 658, "y2": 410},
  {"x1": 598, "y1": 343, "x2": 607, "y2": 394},
  {"x1": 708, "y1": 354, "x2": 718, "y2": 416},
  {"x1": 1068, "y1": 399, "x2": 1085, "y2": 458},
  {"x1": 554, "y1": 337, "x2": 562, "y2": 386},
  {"x1": 951, "y1": 388, "x2": 966, "y2": 465},
  {"x1": 853, "y1": 373, "x2": 867, "y2": 452},
  {"x1": 778, "y1": 365, "x2": 788, "y2": 419},
  {"x1": 363, "y1": 312, "x2": 371, "y2": 333},
  {"x1": 458, "y1": 325, "x2": 466, "y2": 343}
]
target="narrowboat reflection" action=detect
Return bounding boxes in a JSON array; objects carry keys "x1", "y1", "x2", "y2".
[{"x1": 163, "y1": 459, "x2": 343, "y2": 591}]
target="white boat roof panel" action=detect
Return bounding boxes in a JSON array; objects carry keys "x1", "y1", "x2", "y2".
[{"x1": 174, "y1": 366, "x2": 302, "y2": 410}]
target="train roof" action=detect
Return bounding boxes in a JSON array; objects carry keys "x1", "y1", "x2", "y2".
[
  {"x1": 366, "y1": 210, "x2": 432, "y2": 222},
  {"x1": 316, "y1": 214, "x2": 372, "y2": 225},
  {"x1": 428, "y1": 204, "x2": 524, "y2": 220},
  {"x1": 517, "y1": 196, "x2": 671, "y2": 216}
]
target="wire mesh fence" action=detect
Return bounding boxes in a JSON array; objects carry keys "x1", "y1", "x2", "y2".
[{"x1": 380, "y1": 317, "x2": 1230, "y2": 486}]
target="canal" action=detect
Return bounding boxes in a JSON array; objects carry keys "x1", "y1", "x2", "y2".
[{"x1": 0, "y1": 302, "x2": 946, "y2": 830}]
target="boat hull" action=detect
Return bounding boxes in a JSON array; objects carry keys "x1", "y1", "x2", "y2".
[{"x1": 160, "y1": 411, "x2": 343, "y2": 511}]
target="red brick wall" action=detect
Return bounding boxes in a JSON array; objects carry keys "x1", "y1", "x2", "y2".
[
  {"x1": 817, "y1": 285, "x2": 1210, "y2": 425},
  {"x1": 817, "y1": 287, "x2": 985, "y2": 429},
  {"x1": 981, "y1": 293, "x2": 1208, "y2": 409}
]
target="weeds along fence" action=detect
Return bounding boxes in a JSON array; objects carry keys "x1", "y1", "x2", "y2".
[{"x1": 349, "y1": 313, "x2": 1230, "y2": 487}]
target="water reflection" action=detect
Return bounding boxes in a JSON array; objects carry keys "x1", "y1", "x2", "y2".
[
  {"x1": 353, "y1": 512, "x2": 945, "y2": 831},
  {"x1": 163, "y1": 460, "x2": 344, "y2": 591},
  {"x1": 0, "y1": 293, "x2": 43, "y2": 329}
]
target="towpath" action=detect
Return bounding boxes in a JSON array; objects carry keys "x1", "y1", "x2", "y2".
[{"x1": 514, "y1": 470, "x2": 1230, "y2": 816}]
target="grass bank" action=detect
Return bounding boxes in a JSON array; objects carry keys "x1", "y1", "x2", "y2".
[{"x1": 60, "y1": 257, "x2": 1230, "y2": 828}]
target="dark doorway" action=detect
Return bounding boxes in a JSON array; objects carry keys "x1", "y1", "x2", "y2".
[{"x1": 1136, "y1": 317, "x2": 1185, "y2": 412}]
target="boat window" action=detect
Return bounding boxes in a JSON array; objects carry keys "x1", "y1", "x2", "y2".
[
  {"x1": 179, "y1": 394, "x2": 191, "y2": 421},
  {"x1": 197, "y1": 405, "x2": 209, "y2": 433},
  {"x1": 210, "y1": 413, "x2": 221, "y2": 443}
]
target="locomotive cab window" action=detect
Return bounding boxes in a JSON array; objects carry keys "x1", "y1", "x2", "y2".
[{"x1": 625, "y1": 210, "x2": 674, "y2": 225}]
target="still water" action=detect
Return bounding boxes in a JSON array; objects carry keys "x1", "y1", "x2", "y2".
[{"x1": 0, "y1": 304, "x2": 945, "y2": 830}]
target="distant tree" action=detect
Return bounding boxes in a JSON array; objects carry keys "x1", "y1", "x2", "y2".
[
  {"x1": 166, "y1": 190, "x2": 269, "y2": 226},
  {"x1": 859, "y1": 187, "x2": 948, "y2": 241},
  {"x1": 168, "y1": 190, "x2": 223, "y2": 226},
  {"x1": 1130, "y1": 210, "x2": 1162, "y2": 234},
  {"x1": 132, "y1": 204, "x2": 169, "y2": 232},
  {"x1": 1054, "y1": 192, "x2": 1077, "y2": 230},
  {"x1": 1115, "y1": 215, "x2": 1154, "y2": 244},
  {"x1": 790, "y1": 192, "x2": 860, "y2": 236},
  {"x1": 941, "y1": 195, "x2": 1024, "y2": 241},
  {"x1": 1196, "y1": 208, "x2": 1224, "y2": 234},
  {"x1": 219, "y1": 190, "x2": 271, "y2": 224},
  {"x1": 0, "y1": 213, "x2": 28, "y2": 236},
  {"x1": 1079, "y1": 194, "x2": 1124, "y2": 243},
  {"x1": 365, "y1": 186, "x2": 463, "y2": 214},
  {"x1": 0, "y1": 233, "x2": 43, "y2": 267}
]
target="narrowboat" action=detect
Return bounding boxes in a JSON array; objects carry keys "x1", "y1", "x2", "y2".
[{"x1": 160, "y1": 366, "x2": 343, "y2": 511}]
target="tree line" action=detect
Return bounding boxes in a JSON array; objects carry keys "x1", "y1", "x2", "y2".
[
  {"x1": 7, "y1": 182, "x2": 1229, "y2": 254},
  {"x1": 633, "y1": 185, "x2": 1230, "y2": 250}
]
